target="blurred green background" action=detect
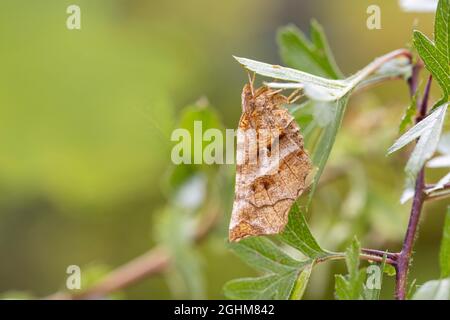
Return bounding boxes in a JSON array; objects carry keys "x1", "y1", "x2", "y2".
[{"x1": 0, "y1": 0, "x2": 447, "y2": 299}]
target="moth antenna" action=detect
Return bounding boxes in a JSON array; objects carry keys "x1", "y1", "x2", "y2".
[
  {"x1": 287, "y1": 89, "x2": 301, "y2": 102},
  {"x1": 247, "y1": 71, "x2": 256, "y2": 96}
]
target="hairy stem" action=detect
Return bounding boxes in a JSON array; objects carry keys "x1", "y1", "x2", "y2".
[{"x1": 394, "y1": 74, "x2": 432, "y2": 300}]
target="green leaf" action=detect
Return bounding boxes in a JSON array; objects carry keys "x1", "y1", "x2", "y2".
[
  {"x1": 278, "y1": 22, "x2": 342, "y2": 79},
  {"x1": 412, "y1": 278, "x2": 450, "y2": 300},
  {"x1": 279, "y1": 203, "x2": 328, "y2": 258},
  {"x1": 289, "y1": 262, "x2": 314, "y2": 300},
  {"x1": 346, "y1": 238, "x2": 361, "y2": 277},
  {"x1": 235, "y1": 51, "x2": 411, "y2": 102},
  {"x1": 154, "y1": 207, "x2": 205, "y2": 299},
  {"x1": 334, "y1": 238, "x2": 365, "y2": 300},
  {"x1": 228, "y1": 237, "x2": 302, "y2": 274},
  {"x1": 225, "y1": 237, "x2": 314, "y2": 300},
  {"x1": 407, "y1": 279, "x2": 418, "y2": 300},
  {"x1": 384, "y1": 264, "x2": 397, "y2": 277},
  {"x1": 435, "y1": 0, "x2": 450, "y2": 57},
  {"x1": 399, "y1": 93, "x2": 418, "y2": 133},
  {"x1": 335, "y1": 273, "x2": 366, "y2": 300},
  {"x1": 166, "y1": 102, "x2": 222, "y2": 195},
  {"x1": 388, "y1": 104, "x2": 448, "y2": 183},
  {"x1": 440, "y1": 207, "x2": 450, "y2": 278},
  {"x1": 363, "y1": 256, "x2": 387, "y2": 300},
  {"x1": 413, "y1": 0, "x2": 450, "y2": 106},
  {"x1": 309, "y1": 96, "x2": 349, "y2": 201},
  {"x1": 224, "y1": 272, "x2": 300, "y2": 300}
]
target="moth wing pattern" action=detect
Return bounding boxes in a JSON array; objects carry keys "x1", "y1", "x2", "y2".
[{"x1": 229, "y1": 84, "x2": 312, "y2": 241}]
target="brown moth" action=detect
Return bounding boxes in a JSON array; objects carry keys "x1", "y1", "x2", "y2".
[{"x1": 229, "y1": 83, "x2": 312, "y2": 242}]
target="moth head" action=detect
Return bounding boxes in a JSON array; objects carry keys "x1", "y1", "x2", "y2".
[{"x1": 241, "y1": 84, "x2": 254, "y2": 112}]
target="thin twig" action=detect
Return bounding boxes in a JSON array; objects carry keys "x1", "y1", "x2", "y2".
[
  {"x1": 425, "y1": 190, "x2": 450, "y2": 202},
  {"x1": 362, "y1": 248, "x2": 398, "y2": 261},
  {"x1": 46, "y1": 207, "x2": 220, "y2": 300}
]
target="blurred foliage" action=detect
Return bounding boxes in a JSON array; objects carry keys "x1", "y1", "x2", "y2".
[{"x1": 0, "y1": 0, "x2": 447, "y2": 300}]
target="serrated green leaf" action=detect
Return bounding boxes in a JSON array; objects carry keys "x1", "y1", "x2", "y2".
[
  {"x1": 435, "y1": 0, "x2": 450, "y2": 56},
  {"x1": 335, "y1": 273, "x2": 366, "y2": 300},
  {"x1": 412, "y1": 278, "x2": 450, "y2": 299},
  {"x1": 289, "y1": 262, "x2": 314, "y2": 300},
  {"x1": 224, "y1": 271, "x2": 300, "y2": 300},
  {"x1": 414, "y1": 31, "x2": 450, "y2": 106},
  {"x1": 225, "y1": 237, "x2": 314, "y2": 300},
  {"x1": 228, "y1": 237, "x2": 302, "y2": 274},
  {"x1": 440, "y1": 207, "x2": 450, "y2": 278},
  {"x1": 310, "y1": 20, "x2": 344, "y2": 78},
  {"x1": 334, "y1": 275, "x2": 350, "y2": 300},
  {"x1": 334, "y1": 238, "x2": 365, "y2": 300},
  {"x1": 279, "y1": 203, "x2": 328, "y2": 258},
  {"x1": 226, "y1": 233, "x2": 316, "y2": 300},
  {"x1": 413, "y1": 0, "x2": 450, "y2": 106},
  {"x1": 278, "y1": 22, "x2": 342, "y2": 79}
]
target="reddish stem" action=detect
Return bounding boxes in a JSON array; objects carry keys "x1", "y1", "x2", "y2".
[{"x1": 394, "y1": 74, "x2": 432, "y2": 300}]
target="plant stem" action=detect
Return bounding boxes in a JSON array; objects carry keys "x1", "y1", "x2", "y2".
[
  {"x1": 394, "y1": 74, "x2": 432, "y2": 300},
  {"x1": 362, "y1": 248, "x2": 398, "y2": 260},
  {"x1": 395, "y1": 169, "x2": 425, "y2": 300},
  {"x1": 317, "y1": 252, "x2": 396, "y2": 266}
]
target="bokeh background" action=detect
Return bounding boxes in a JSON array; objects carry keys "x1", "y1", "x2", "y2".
[{"x1": 0, "y1": 0, "x2": 447, "y2": 299}]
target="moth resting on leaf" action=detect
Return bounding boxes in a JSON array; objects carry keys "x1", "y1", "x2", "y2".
[{"x1": 229, "y1": 83, "x2": 312, "y2": 241}]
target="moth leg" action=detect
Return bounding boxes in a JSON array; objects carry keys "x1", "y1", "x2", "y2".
[
  {"x1": 247, "y1": 71, "x2": 256, "y2": 96},
  {"x1": 288, "y1": 90, "x2": 304, "y2": 104},
  {"x1": 267, "y1": 89, "x2": 283, "y2": 96},
  {"x1": 287, "y1": 89, "x2": 301, "y2": 102},
  {"x1": 289, "y1": 94, "x2": 302, "y2": 104}
]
